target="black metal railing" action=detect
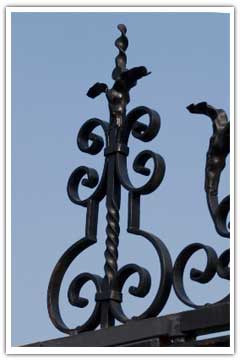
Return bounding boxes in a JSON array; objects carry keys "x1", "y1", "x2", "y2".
[{"x1": 46, "y1": 24, "x2": 230, "y2": 339}]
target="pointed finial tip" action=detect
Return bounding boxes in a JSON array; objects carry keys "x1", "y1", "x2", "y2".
[
  {"x1": 117, "y1": 24, "x2": 127, "y2": 34},
  {"x1": 186, "y1": 103, "x2": 194, "y2": 112}
]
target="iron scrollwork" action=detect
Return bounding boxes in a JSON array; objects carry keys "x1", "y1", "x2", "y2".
[
  {"x1": 173, "y1": 102, "x2": 230, "y2": 309},
  {"x1": 47, "y1": 24, "x2": 172, "y2": 335},
  {"x1": 47, "y1": 24, "x2": 230, "y2": 336}
]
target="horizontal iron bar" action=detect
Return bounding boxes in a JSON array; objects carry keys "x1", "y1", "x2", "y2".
[
  {"x1": 119, "y1": 335, "x2": 230, "y2": 347},
  {"x1": 23, "y1": 302, "x2": 229, "y2": 347},
  {"x1": 171, "y1": 335, "x2": 230, "y2": 347},
  {"x1": 120, "y1": 337, "x2": 161, "y2": 347}
]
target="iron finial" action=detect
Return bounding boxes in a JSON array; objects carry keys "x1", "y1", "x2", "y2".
[{"x1": 112, "y1": 24, "x2": 128, "y2": 80}]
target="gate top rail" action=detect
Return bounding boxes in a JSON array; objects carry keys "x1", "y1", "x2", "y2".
[{"x1": 25, "y1": 302, "x2": 230, "y2": 347}]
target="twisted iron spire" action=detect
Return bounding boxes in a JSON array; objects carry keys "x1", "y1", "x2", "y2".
[{"x1": 112, "y1": 24, "x2": 128, "y2": 80}]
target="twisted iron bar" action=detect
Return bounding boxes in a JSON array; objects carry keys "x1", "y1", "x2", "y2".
[
  {"x1": 112, "y1": 24, "x2": 128, "y2": 80},
  {"x1": 47, "y1": 25, "x2": 230, "y2": 336},
  {"x1": 104, "y1": 198, "x2": 120, "y2": 284}
]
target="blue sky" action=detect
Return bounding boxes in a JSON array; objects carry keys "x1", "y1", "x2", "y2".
[{"x1": 11, "y1": 11, "x2": 230, "y2": 346}]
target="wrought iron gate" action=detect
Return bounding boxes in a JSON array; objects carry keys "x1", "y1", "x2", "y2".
[{"x1": 25, "y1": 24, "x2": 230, "y2": 348}]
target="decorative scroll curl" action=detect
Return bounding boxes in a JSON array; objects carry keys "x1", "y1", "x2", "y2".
[
  {"x1": 47, "y1": 237, "x2": 102, "y2": 335},
  {"x1": 116, "y1": 106, "x2": 165, "y2": 195},
  {"x1": 110, "y1": 227, "x2": 172, "y2": 323},
  {"x1": 67, "y1": 118, "x2": 109, "y2": 207},
  {"x1": 77, "y1": 118, "x2": 109, "y2": 155},
  {"x1": 126, "y1": 106, "x2": 161, "y2": 142},
  {"x1": 173, "y1": 243, "x2": 229, "y2": 309}
]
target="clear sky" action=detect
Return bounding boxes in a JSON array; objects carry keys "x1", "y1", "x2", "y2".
[{"x1": 11, "y1": 10, "x2": 230, "y2": 346}]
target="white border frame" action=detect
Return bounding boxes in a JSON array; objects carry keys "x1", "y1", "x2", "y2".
[{"x1": 5, "y1": 5, "x2": 235, "y2": 355}]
